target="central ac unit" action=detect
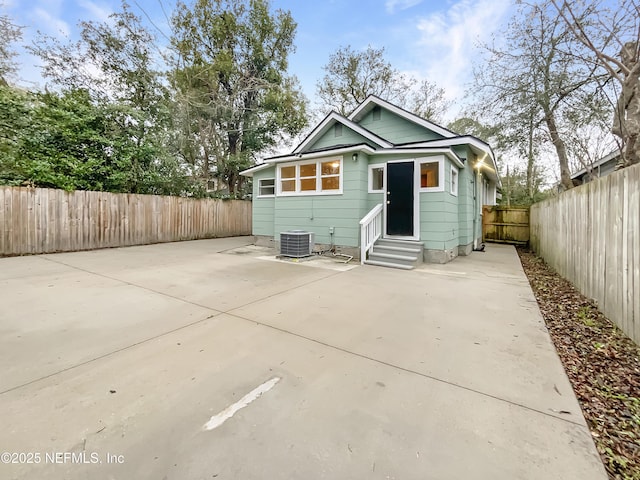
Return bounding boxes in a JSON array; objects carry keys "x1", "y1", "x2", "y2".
[{"x1": 280, "y1": 231, "x2": 315, "y2": 258}]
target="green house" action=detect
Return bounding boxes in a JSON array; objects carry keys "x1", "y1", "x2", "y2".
[{"x1": 241, "y1": 95, "x2": 500, "y2": 268}]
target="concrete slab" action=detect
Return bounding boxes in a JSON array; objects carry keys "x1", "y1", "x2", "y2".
[
  {"x1": 231, "y1": 244, "x2": 583, "y2": 422},
  {"x1": 0, "y1": 239, "x2": 607, "y2": 480}
]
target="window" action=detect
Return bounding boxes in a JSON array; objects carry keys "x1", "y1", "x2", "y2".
[
  {"x1": 280, "y1": 165, "x2": 296, "y2": 192},
  {"x1": 277, "y1": 158, "x2": 342, "y2": 195},
  {"x1": 300, "y1": 163, "x2": 316, "y2": 191},
  {"x1": 368, "y1": 163, "x2": 385, "y2": 193},
  {"x1": 321, "y1": 160, "x2": 340, "y2": 191},
  {"x1": 419, "y1": 156, "x2": 445, "y2": 192},
  {"x1": 420, "y1": 162, "x2": 439, "y2": 188},
  {"x1": 258, "y1": 178, "x2": 275, "y2": 197},
  {"x1": 450, "y1": 167, "x2": 458, "y2": 196},
  {"x1": 334, "y1": 124, "x2": 343, "y2": 137}
]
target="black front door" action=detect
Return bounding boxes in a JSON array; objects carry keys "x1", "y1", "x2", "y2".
[{"x1": 386, "y1": 162, "x2": 414, "y2": 236}]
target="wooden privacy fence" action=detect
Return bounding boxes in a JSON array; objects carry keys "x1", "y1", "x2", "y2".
[
  {"x1": 530, "y1": 164, "x2": 640, "y2": 344},
  {"x1": 0, "y1": 187, "x2": 252, "y2": 256},
  {"x1": 482, "y1": 205, "x2": 530, "y2": 245}
]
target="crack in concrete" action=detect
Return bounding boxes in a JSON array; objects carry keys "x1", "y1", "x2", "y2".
[{"x1": 2, "y1": 254, "x2": 586, "y2": 430}]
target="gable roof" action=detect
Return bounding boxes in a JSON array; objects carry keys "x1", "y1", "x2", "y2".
[
  {"x1": 348, "y1": 95, "x2": 457, "y2": 139},
  {"x1": 241, "y1": 95, "x2": 500, "y2": 186},
  {"x1": 293, "y1": 111, "x2": 392, "y2": 154}
]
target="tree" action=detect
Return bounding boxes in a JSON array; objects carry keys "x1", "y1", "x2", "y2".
[
  {"x1": 317, "y1": 45, "x2": 451, "y2": 121},
  {"x1": 410, "y1": 79, "x2": 451, "y2": 123},
  {"x1": 551, "y1": 0, "x2": 640, "y2": 168},
  {"x1": 448, "y1": 114, "x2": 549, "y2": 204},
  {"x1": 473, "y1": 0, "x2": 613, "y2": 191},
  {"x1": 317, "y1": 45, "x2": 408, "y2": 115},
  {"x1": 0, "y1": 84, "x2": 196, "y2": 195},
  {"x1": 500, "y1": 164, "x2": 550, "y2": 206},
  {"x1": 0, "y1": 8, "x2": 22, "y2": 84},
  {"x1": 169, "y1": 0, "x2": 307, "y2": 195},
  {"x1": 29, "y1": 1, "x2": 186, "y2": 194}
]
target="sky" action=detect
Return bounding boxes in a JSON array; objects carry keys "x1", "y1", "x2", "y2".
[{"x1": 2, "y1": 0, "x2": 515, "y2": 121}]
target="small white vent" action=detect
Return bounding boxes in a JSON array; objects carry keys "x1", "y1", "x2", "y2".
[{"x1": 280, "y1": 231, "x2": 315, "y2": 258}]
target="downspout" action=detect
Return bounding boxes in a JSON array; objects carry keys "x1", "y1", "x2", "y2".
[
  {"x1": 472, "y1": 158, "x2": 478, "y2": 249},
  {"x1": 472, "y1": 161, "x2": 485, "y2": 252}
]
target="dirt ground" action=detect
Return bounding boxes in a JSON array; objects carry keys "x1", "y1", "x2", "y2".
[{"x1": 518, "y1": 248, "x2": 640, "y2": 480}]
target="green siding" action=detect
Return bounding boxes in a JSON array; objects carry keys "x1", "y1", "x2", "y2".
[
  {"x1": 249, "y1": 147, "x2": 484, "y2": 255},
  {"x1": 272, "y1": 153, "x2": 369, "y2": 247},
  {"x1": 419, "y1": 162, "x2": 460, "y2": 251},
  {"x1": 306, "y1": 125, "x2": 372, "y2": 151},
  {"x1": 252, "y1": 168, "x2": 276, "y2": 236},
  {"x1": 453, "y1": 146, "x2": 480, "y2": 247},
  {"x1": 357, "y1": 108, "x2": 444, "y2": 144}
]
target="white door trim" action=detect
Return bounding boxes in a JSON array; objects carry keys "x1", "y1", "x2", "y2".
[{"x1": 383, "y1": 159, "x2": 420, "y2": 241}]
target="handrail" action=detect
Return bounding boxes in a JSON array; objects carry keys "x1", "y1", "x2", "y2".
[{"x1": 360, "y1": 203, "x2": 383, "y2": 264}]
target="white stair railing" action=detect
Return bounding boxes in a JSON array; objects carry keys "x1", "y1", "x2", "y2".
[{"x1": 359, "y1": 204, "x2": 383, "y2": 264}]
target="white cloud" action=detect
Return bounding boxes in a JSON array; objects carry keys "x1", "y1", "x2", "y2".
[
  {"x1": 411, "y1": 0, "x2": 512, "y2": 118},
  {"x1": 77, "y1": 0, "x2": 112, "y2": 23},
  {"x1": 385, "y1": 0, "x2": 423, "y2": 14},
  {"x1": 32, "y1": 7, "x2": 70, "y2": 37}
]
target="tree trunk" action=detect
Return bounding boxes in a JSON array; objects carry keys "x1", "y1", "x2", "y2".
[
  {"x1": 613, "y1": 42, "x2": 640, "y2": 168},
  {"x1": 227, "y1": 130, "x2": 240, "y2": 195},
  {"x1": 545, "y1": 109, "x2": 573, "y2": 190},
  {"x1": 526, "y1": 112, "x2": 535, "y2": 200},
  {"x1": 506, "y1": 165, "x2": 511, "y2": 207}
]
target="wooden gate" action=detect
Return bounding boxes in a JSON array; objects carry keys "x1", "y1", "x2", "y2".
[{"x1": 482, "y1": 205, "x2": 529, "y2": 245}]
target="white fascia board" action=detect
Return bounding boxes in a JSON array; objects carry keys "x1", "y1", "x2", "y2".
[
  {"x1": 240, "y1": 163, "x2": 271, "y2": 177},
  {"x1": 348, "y1": 95, "x2": 456, "y2": 139},
  {"x1": 409, "y1": 136, "x2": 493, "y2": 156},
  {"x1": 410, "y1": 136, "x2": 500, "y2": 186},
  {"x1": 293, "y1": 112, "x2": 391, "y2": 154},
  {"x1": 373, "y1": 147, "x2": 465, "y2": 168},
  {"x1": 570, "y1": 150, "x2": 620, "y2": 179},
  {"x1": 265, "y1": 144, "x2": 377, "y2": 165}
]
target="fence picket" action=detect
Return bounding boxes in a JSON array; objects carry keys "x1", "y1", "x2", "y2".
[
  {"x1": 530, "y1": 163, "x2": 640, "y2": 344},
  {"x1": 0, "y1": 187, "x2": 252, "y2": 257}
]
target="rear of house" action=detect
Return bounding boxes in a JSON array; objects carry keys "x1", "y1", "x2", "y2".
[{"x1": 242, "y1": 95, "x2": 499, "y2": 265}]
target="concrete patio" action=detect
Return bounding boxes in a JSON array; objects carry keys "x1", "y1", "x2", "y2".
[{"x1": 0, "y1": 238, "x2": 606, "y2": 479}]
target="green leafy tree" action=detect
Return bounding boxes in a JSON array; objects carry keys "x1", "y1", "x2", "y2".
[
  {"x1": 170, "y1": 0, "x2": 307, "y2": 195},
  {"x1": 29, "y1": 1, "x2": 183, "y2": 194},
  {"x1": 1, "y1": 86, "x2": 125, "y2": 190},
  {"x1": 0, "y1": 84, "x2": 195, "y2": 194},
  {"x1": 0, "y1": 85, "x2": 30, "y2": 184}
]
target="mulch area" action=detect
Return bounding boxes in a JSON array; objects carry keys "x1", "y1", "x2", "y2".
[{"x1": 517, "y1": 248, "x2": 640, "y2": 480}]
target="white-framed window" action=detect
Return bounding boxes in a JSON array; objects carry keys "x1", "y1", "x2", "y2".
[
  {"x1": 450, "y1": 166, "x2": 458, "y2": 196},
  {"x1": 277, "y1": 157, "x2": 343, "y2": 196},
  {"x1": 418, "y1": 156, "x2": 445, "y2": 192},
  {"x1": 257, "y1": 178, "x2": 275, "y2": 197},
  {"x1": 368, "y1": 163, "x2": 385, "y2": 193}
]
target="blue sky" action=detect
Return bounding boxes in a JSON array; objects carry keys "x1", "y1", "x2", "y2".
[{"x1": 2, "y1": 0, "x2": 515, "y2": 119}]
